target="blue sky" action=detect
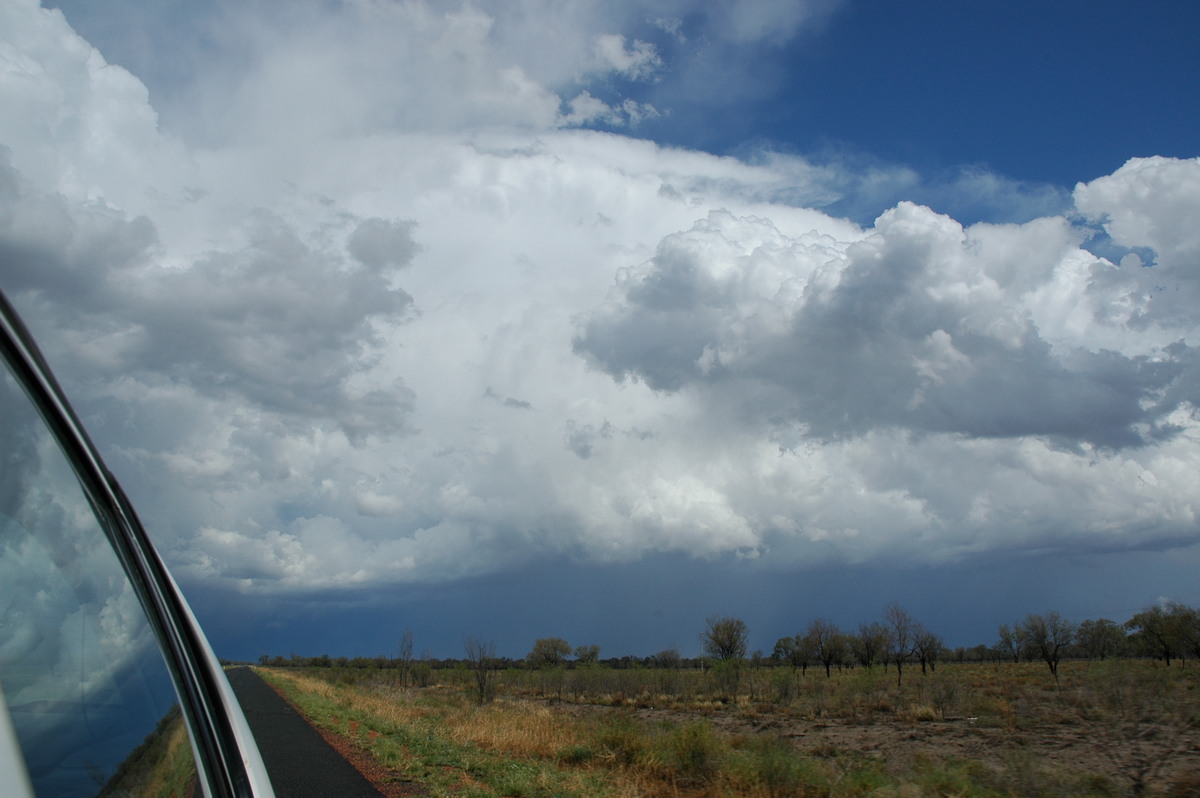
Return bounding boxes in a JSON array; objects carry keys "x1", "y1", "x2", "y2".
[
  {"x1": 3, "y1": 0, "x2": 1200, "y2": 661},
  {"x1": 693, "y1": 0, "x2": 1200, "y2": 187}
]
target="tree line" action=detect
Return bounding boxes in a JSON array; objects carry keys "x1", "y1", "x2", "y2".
[{"x1": 256, "y1": 600, "x2": 1200, "y2": 701}]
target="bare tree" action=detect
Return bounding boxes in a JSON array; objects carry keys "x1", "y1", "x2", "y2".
[
  {"x1": 852, "y1": 622, "x2": 888, "y2": 669},
  {"x1": 1021, "y1": 612, "x2": 1075, "y2": 685},
  {"x1": 913, "y1": 626, "x2": 943, "y2": 674},
  {"x1": 464, "y1": 635, "x2": 496, "y2": 704},
  {"x1": 883, "y1": 602, "x2": 917, "y2": 686},
  {"x1": 398, "y1": 627, "x2": 415, "y2": 687},
  {"x1": 805, "y1": 618, "x2": 846, "y2": 678}
]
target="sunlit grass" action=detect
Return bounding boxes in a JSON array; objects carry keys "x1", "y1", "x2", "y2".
[{"x1": 260, "y1": 669, "x2": 623, "y2": 797}]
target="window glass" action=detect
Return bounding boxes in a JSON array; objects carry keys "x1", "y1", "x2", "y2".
[{"x1": 0, "y1": 366, "x2": 199, "y2": 796}]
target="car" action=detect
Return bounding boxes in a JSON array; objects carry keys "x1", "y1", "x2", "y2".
[{"x1": 0, "y1": 289, "x2": 275, "y2": 797}]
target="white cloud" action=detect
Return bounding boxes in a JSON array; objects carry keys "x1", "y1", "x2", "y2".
[
  {"x1": 3, "y1": 1, "x2": 1200, "y2": 601},
  {"x1": 592, "y1": 33, "x2": 661, "y2": 80},
  {"x1": 0, "y1": 0, "x2": 177, "y2": 211},
  {"x1": 1075, "y1": 156, "x2": 1200, "y2": 272},
  {"x1": 574, "y1": 199, "x2": 1197, "y2": 449},
  {"x1": 1074, "y1": 157, "x2": 1200, "y2": 333}
]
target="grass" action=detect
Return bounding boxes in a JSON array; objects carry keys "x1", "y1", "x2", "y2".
[
  {"x1": 257, "y1": 660, "x2": 1199, "y2": 797},
  {"x1": 260, "y1": 669, "x2": 620, "y2": 796},
  {"x1": 99, "y1": 705, "x2": 197, "y2": 797}
]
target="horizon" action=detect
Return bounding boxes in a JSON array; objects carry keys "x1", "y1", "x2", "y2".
[{"x1": 3, "y1": 0, "x2": 1199, "y2": 664}]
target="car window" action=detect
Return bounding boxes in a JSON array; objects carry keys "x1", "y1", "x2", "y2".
[{"x1": 0, "y1": 364, "x2": 200, "y2": 796}]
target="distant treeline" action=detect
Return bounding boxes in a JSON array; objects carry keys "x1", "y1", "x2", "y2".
[
  {"x1": 252, "y1": 600, "x2": 1200, "y2": 678},
  {"x1": 252, "y1": 652, "x2": 709, "y2": 671}
]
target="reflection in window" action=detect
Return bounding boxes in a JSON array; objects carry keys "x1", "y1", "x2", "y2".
[{"x1": 0, "y1": 368, "x2": 199, "y2": 795}]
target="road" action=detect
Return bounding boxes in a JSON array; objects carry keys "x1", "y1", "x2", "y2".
[{"x1": 226, "y1": 667, "x2": 385, "y2": 798}]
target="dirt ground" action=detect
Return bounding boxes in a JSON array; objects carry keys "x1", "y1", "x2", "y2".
[
  {"x1": 554, "y1": 701, "x2": 1200, "y2": 795},
  {"x1": 265, "y1": 667, "x2": 1200, "y2": 796}
]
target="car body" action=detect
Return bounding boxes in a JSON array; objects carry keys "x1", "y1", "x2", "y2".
[{"x1": 0, "y1": 290, "x2": 275, "y2": 797}]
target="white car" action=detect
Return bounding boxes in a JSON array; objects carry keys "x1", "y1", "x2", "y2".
[{"x1": 0, "y1": 290, "x2": 275, "y2": 797}]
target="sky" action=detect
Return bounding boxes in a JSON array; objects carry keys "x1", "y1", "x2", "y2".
[{"x1": 2, "y1": 0, "x2": 1199, "y2": 662}]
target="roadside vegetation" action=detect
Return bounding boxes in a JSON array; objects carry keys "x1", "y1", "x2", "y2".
[{"x1": 252, "y1": 604, "x2": 1200, "y2": 797}]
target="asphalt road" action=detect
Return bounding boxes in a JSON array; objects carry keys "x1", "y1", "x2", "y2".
[{"x1": 226, "y1": 667, "x2": 384, "y2": 798}]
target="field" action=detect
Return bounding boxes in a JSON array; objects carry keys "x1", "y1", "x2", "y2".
[{"x1": 255, "y1": 660, "x2": 1199, "y2": 797}]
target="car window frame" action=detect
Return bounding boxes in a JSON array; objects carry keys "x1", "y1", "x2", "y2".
[{"x1": 0, "y1": 290, "x2": 274, "y2": 798}]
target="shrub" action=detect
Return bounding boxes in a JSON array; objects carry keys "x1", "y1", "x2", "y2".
[
  {"x1": 557, "y1": 744, "x2": 595, "y2": 765},
  {"x1": 592, "y1": 715, "x2": 646, "y2": 766},
  {"x1": 734, "y1": 734, "x2": 815, "y2": 796},
  {"x1": 662, "y1": 721, "x2": 723, "y2": 785}
]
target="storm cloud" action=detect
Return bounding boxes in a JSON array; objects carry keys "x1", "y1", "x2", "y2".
[{"x1": 2, "y1": 0, "x2": 1199, "y2": 655}]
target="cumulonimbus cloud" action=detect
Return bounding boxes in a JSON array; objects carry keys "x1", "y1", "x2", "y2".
[{"x1": 3, "y1": 0, "x2": 1199, "y2": 598}]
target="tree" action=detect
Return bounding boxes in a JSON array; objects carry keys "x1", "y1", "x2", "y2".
[
  {"x1": 913, "y1": 626, "x2": 943, "y2": 674},
  {"x1": 883, "y1": 602, "x2": 918, "y2": 686},
  {"x1": 1076, "y1": 618, "x2": 1127, "y2": 660},
  {"x1": 965, "y1": 644, "x2": 992, "y2": 663},
  {"x1": 574, "y1": 644, "x2": 601, "y2": 664},
  {"x1": 852, "y1": 622, "x2": 888, "y2": 669},
  {"x1": 701, "y1": 616, "x2": 748, "y2": 662},
  {"x1": 702, "y1": 616, "x2": 748, "y2": 697},
  {"x1": 772, "y1": 635, "x2": 813, "y2": 676},
  {"x1": 653, "y1": 648, "x2": 681, "y2": 669},
  {"x1": 1126, "y1": 603, "x2": 1188, "y2": 665},
  {"x1": 398, "y1": 627, "x2": 415, "y2": 686},
  {"x1": 464, "y1": 635, "x2": 496, "y2": 704},
  {"x1": 996, "y1": 624, "x2": 1022, "y2": 663},
  {"x1": 526, "y1": 637, "x2": 572, "y2": 668},
  {"x1": 1176, "y1": 605, "x2": 1200, "y2": 662},
  {"x1": 1021, "y1": 612, "x2": 1075, "y2": 685},
  {"x1": 805, "y1": 618, "x2": 846, "y2": 678}
]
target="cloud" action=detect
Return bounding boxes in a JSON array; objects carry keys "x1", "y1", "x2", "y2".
[
  {"x1": 0, "y1": 164, "x2": 417, "y2": 441},
  {"x1": 4, "y1": 1, "x2": 1200, "y2": 605},
  {"x1": 560, "y1": 91, "x2": 659, "y2": 128},
  {"x1": 732, "y1": 147, "x2": 1073, "y2": 226},
  {"x1": 0, "y1": 375, "x2": 172, "y2": 761},
  {"x1": 573, "y1": 200, "x2": 1191, "y2": 449},
  {"x1": 693, "y1": 0, "x2": 842, "y2": 46},
  {"x1": 44, "y1": 0, "x2": 844, "y2": 148},
  {"x1": 1074, "y1": 156, "x2": 1200, "y2": 326},
  {"x1": 592, "y1": 33, "x2": 662, "y2": 80}
]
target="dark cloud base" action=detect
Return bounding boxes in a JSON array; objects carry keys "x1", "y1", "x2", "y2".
[{"x1": 191, "y1": 545, "x2": 1200, "y2": 663}]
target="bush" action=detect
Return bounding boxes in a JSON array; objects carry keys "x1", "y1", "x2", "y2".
[
  {"x1": 410, "y1": 663, "x2": 433, "y2": 688},
  {"x1": 662, "y1": 721, "x2": 723, "y2": 785},
  {"x1": 557, "y1": 744, "x2": 595, "y2": 765},
  {"x1": 593, "y1": 715, "x2": 646, "y2": 766},
  {"x1": 734, "y1": 734, "x2": 815, "y2": 796},
  {"x1": 771, "y1": 668, "x2": 796, "y2": 703}
]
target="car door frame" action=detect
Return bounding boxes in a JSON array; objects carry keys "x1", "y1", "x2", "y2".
[{"x1": 0, "y1": 290, "x2": 274, "y2": 798}]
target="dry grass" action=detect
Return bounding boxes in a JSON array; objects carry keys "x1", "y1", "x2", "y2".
[
  {"x1": 446, "y1": 701, "x2": 578, "y2": 758},
  {"x1": 260, "y1": 661, "x2": 1200, "y2": 797},
  {"x1": 268, "y1": 670, "x2": 584, "y2": 759}
]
